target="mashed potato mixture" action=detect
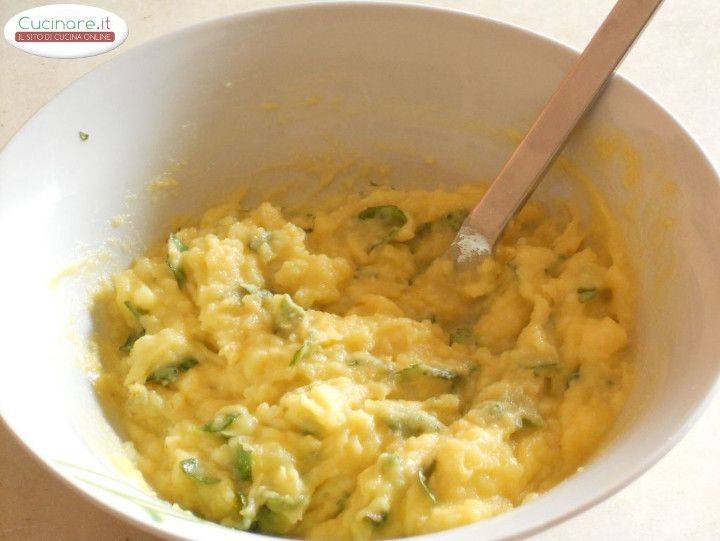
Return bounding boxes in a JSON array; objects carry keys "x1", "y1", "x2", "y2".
[{"x1": 94, "y1": 183, "x2": 633, "y2": 539}]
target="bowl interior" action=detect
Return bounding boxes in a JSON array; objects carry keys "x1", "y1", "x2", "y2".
[{"x1": 1, "y1": 3, "x2": 719, "y2": 540}]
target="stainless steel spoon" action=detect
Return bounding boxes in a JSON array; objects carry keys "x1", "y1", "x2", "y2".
[{"x1": 449, "y1": 0, "x2": 663, "y2": 266}]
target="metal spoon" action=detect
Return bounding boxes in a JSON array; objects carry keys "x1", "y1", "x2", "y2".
[{"x1": 449, "y1": 0, "x2": 663, "y2": 266}]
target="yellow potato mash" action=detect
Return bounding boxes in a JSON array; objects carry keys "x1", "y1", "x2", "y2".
[{"x1": 94, "y1": 183, "x2": 634, "y2": 539}]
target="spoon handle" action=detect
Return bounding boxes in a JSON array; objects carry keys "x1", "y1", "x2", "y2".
[{"x1": 465, "y1": 0, "x2": 663, "y2": 247}]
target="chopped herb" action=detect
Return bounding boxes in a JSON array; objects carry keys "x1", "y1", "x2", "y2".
[
  {"x1": 358, "y1": 205, "x2": 407, "y2": 227},
  {"x1": 520, "y1": 414, "x2": 544, "y2": 428},
  {"x1": 281, "y1": 295, "x2": 304, "y2": 320},
  {"x1": 169, "y1": 232, "x2": 188, "y2": 252},
  {"x1": 521, "y1": 361, "x2": 559, "y2": 376},
  {"x1": 398, "y1": 363, "x2": 459, "y2": 381},
  {"x1": 412, "y1": 210, "x2": 467, "y2": 242},
  {"x1": 333, "y1": 493, "x2": 350, "y2": 517},
  {"x1": 167, "y1": 261, "x2": 186, "y2": 287},
  {"x1": 380, "y1": 453, "x2": 402, "y2": 470},
  {"x1": 237, "y1": 284, "x2": 254, "y2": 297},
  {"x1": 418, "y1": 462, "x2": 437, "y2": 503},
  {"x1": 256, "y1": 494, "x2": 305, "y2": 533},
  {"x1": 237, "y1": 491, "x2": 247, "y2": 508},
  {"x1": 414, "y1": 221, "x2": 432, "y2": 239},
  {"x1": 381, "y1": 408, "x2": 444, "y2": 437},
  {"x1": 167, "y1": 233, "x2": 188, "y2": 287},
  {"x1": 358, "y1": 205, "x2": 408, "y2": 249},
  {"x1": 289, "y1": 340, "x2": 312, "y2": 366},
  {"x1": 146, "y1": 357, "x2": 198, "y2": 385},
  {"x1": 577, "y1": 287, "x2": 598, "y2": 303},
  {"x1": 546, "y1": 255, "x2": 568, "y2": 277},
  {"x1": 255, "y1": 506, "x2": 277, "y2": 533},
  {"x1": 273, "y1": 295, "x2": 305, "y2": 336},
  {"x1": 78, "y1": 131, "x2": 89, "y2": 141},
  {"x1": 566, "y1": 368, "x2": 581, "y2": 388},
  {"x1": 524, "y1": 362, "x2": 559, "y2": 369},
  {"x1": 354, "y1": 266, "x2": 378, "y2": 279},
  {"x1": 237, "y1": 283, "x2": 272, "y2": 298},
  {"x1": 346, "y1": 353, "x2": 391, "y2": 372},
  {"x1": 234, "y1": 446, "x2": 252, "y2": 481},
  {"x1": 475, "y1": 400, "x2": 506, "y2": 422},
  {"x1": 201, "y1": 412, "x2": 240, "y2": 433},
  {"x1": 265, "y1": 494, "x2": 305, "y2": 512},
  {"x1": 120, "y1": 301, "x2": 147, "y2": 353},
  {"x1": 119, "y1": 329, "x2": 145, "y2": 353},
  {"x1": 443, "y1": 210, "x2": 468, "y2": 231},
  {"x1": 363, "y1": 511, "x2": 388, "y2": 526},
  {"x1": 179, "y1": 458, "x2": 219, "y2": 484},
  {"x1": 477, "y1": 399, "x2": 544, "y2": 428},
  {"x1": 449, "y1": 327, "x2": 474, "y2": 345},
  {"x1": 124, "y1": 300, "x2": 148, "y2": 319}
]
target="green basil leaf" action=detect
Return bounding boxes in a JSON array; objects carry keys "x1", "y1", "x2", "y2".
[
  {"x1": 380, "y1": 408, "x2": 444, "y2": 437},
  {"x1": 120, "y1": 301, "x2": 147, "y2": 353},
  {"x1": 119, "y1": 329, "x2": 145, "y2": 353},
  {"x1": 521, "y1": 361, "x2": 559, "y2": 376},
  {"x1": 289, "y1": 340, "x2": 312, "y2": 367},
  {"x1": 237, "y1": 283, "x2": 271, "y2": 297},
  {"x1": 379, "y1": 453, "x2": 402, "y2": 471},
  {"x1": 443, "y1": 210, "x2": 468, "y2": 230},
  {"x1": 566, "y1": 367, "x2": 581, "y2": 388},
  {"x1": 398, "y1": 363, "x2": 458, "y2": 381},
  {"x1": 449, "y1": 327, "x2": 473, "y2": 345},
  {"x1": 179, "y1": 457, "x2": 219, "y2": 484},
  {"x1": 577, "y1": 287, "x2": 597, "y2": 303},
  {"x1": 234, "y1": 446, "x2": 252, "y2": 481},
  {"x1": 146, "y1": 357, "x2": 198, "y2": 385},
  {"x1": 418, "y1": 462, "x2": 437, "y2": 503},
  {"x1": 167, "y1": 233, "x2": 188, "y2": 287},
  {"x1": 272, "y1": 295, "x2": 305, "y2": 337},
  {"x1": 201, "y1": 412, "x2": 240, "y2": 433},
  {"x1": 170, "y1": 232, "x2": 188, "y2": 252},
  {"x1": 358, "y1": 205, "x2": 407, "y2": 227},
  {"x1": 124, "y1": 300, "x2": 148, "y2": 319},
  {"x1": 167, "y1": 260, "x2": 186, "y2": 287},
  {"x1": 359, "y1": 205, "x2": 408, "y2": 250}
]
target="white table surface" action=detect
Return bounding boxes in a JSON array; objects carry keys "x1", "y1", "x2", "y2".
[{"x1": 1, "y1": 1, "x2": 719, "y2": 539}]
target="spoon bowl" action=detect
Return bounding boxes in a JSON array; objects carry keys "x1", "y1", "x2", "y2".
[{"x1": 453, "y1": 0, "x2": 663, "y2": 267}]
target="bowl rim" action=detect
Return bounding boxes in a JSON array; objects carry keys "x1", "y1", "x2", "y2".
[{"x1": 1, "y1": 1, "x2": 719, "y2": 540}]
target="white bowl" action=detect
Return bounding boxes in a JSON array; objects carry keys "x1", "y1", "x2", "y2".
[{"x1": 1, "y1": 3, "x2": 719, "y2": 540}]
